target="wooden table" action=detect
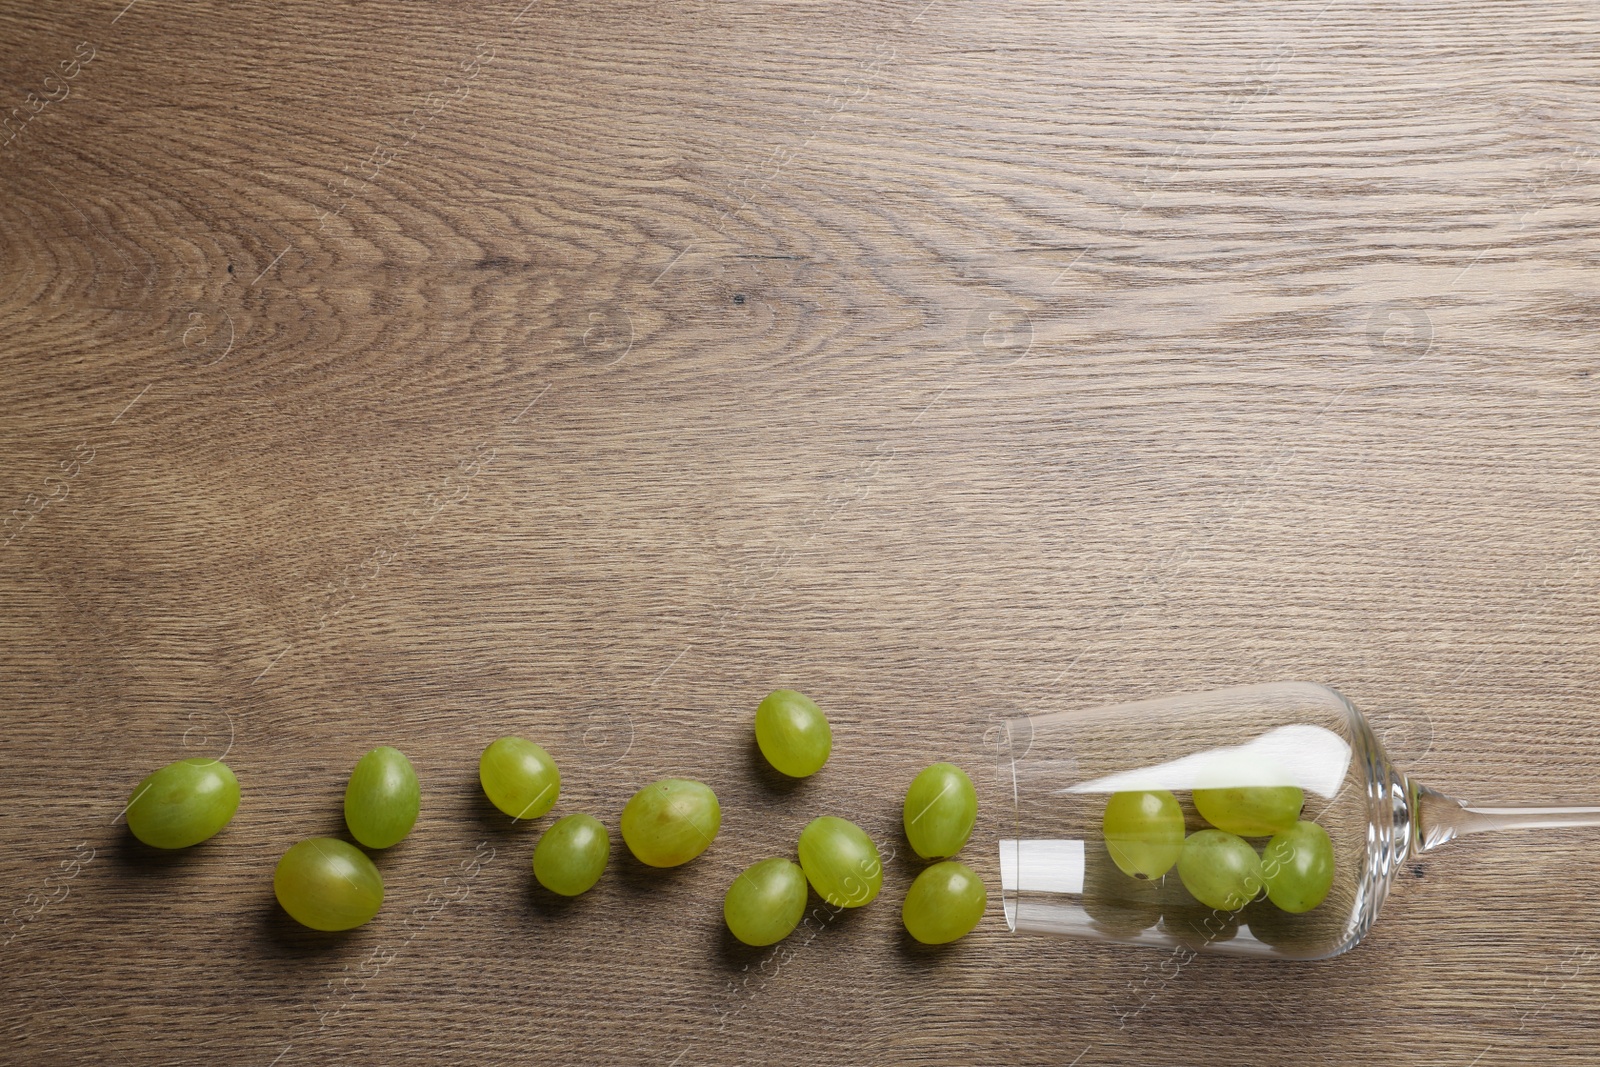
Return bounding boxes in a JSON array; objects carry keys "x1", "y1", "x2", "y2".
[{"x1": 4, "y1": 0, "x2": 1598, "y2": 1063}]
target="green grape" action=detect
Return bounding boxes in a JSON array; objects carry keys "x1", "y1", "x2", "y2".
[
  {"x1": 344, "y1": 746, "x2": 420, "y2": 849},
  {"x1": 1261, "y1": 820, "x2": 1335, "y2": 913},
  {"x1": 1176, "y1": 829, "x2": 1264, "y2": 911},
  {"x1": 1192, "y1": 785, "x2": 1303, "y2": 837},
  {"x1": 273, "y1": 838, "x2": 384, "y2": 931},
  {"x1": 754, "y1": 689, "x2": 832, "y2": 778},
  {"x1": 723, "y1": 857, "x2": 808, "y2": 946},
  {"x1": 620, "y1": 778, "x2": 721, "y2": 867},
  {"x1": 125, "y1": 758, "x2": 240, "y2": 850},
  {"x1": 478, "y1": 737, "x2": 560, "y2": 821},
  {"x1": 902, "y1": 762, "x2": 978, "y2": 860},
  {"x1": 532, "y1": 813, "x2": 610, "y2": 896},
  {"x1": 902, "y1": 860, "x2": 987, "y2": 945},
  {"x1": 1101, "y1": 790, "x2": 1184, "y2": 879},
  {"x1": 797, "y1": 816, "x2": 882, "y2": 908}
]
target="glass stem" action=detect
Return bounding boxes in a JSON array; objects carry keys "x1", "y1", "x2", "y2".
[{"x1": 1413, "y1": 782, "x2": 1600, "y2": 853}]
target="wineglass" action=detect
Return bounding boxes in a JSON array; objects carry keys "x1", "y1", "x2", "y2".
[{"x1": 994, "y1": 681, "x2": 1600, "y2": 959}]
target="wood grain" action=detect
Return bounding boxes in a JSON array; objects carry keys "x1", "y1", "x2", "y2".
[{"x1": 3, "y1": 0, "x2": 1599, "y2": 1063}]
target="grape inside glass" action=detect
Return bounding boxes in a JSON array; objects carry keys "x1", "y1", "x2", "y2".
[{"x1": 996, "y1": 681, "x2": 1600, "y2": 959}]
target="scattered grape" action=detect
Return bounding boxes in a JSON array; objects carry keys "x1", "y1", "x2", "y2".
[
  {"x1": 620, "y1": 778, "x2": 721, "y2": 867},
  {"x1": 723, "y1": 857, "x2": 808, "y2": 946},
  {"x1": 902, "y1": 860, "x2": 986, "y2": 945},
  {"x1": 126, "y1": 758, "x2": 240, "y2": 850},
  {"x1": 903, "y1": 762, "x2": 978, "y2": 860},
  {"x1": 754, "y1": 689, "x2": 832, "y2": 778},
  {"x1": 797, "y1": 816, "x2": 882, "y2": 908},
  {"x1": 344, "y1": 746, "x2": 420, "y2": 849},
  {"x1": 1261, "y1": 820, "x2": 1335, "y2": 913},
  {"x1": 1192, "y1": 785, "x2": 1302, "y2": 837},
  {"x1": 478, "y1": 737, "x2": 560, "y2": 821},
  {"x1": 1101, "y1": 790, "x2": 1184, "y2": 879},
  {"x1": 1176, "y1": 829, "x2": 1264, "y2": 911},
  {"x1": 533, "y1": 814, "x2": 610, "y2": 896},
  {"x1": 273, "y1": 838, "x2": 384, "y2": 931}
]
